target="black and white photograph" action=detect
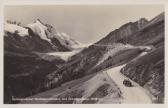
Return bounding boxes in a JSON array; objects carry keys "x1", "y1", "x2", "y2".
[{"x1": 3, "y1": 4, "x2": 165, "y2": 104}]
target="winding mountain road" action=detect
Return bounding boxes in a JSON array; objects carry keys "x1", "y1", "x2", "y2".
[{"x1": 106, "y1": 64, "x2": 152, "y2": 103}]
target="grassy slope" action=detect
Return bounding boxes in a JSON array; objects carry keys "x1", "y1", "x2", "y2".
[{"x1": 4, "y1": 52, "x2": 58, "y2": 104}]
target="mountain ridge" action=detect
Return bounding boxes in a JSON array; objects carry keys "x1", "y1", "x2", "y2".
[{"x1": 4, "y1": 19, "x2": 83, "y2": 53}]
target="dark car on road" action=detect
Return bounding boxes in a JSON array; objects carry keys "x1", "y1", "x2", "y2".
[{"x1": 123, "y1": 79, "x2": 133, "y2": 87}]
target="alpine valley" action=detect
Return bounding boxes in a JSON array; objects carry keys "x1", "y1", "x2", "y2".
[{"x1": 4, "y1": 12, "x2": 164, "y2": 104}]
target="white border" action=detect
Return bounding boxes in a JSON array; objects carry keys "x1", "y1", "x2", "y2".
[
  {"x1": 0, "y1": 0, "x2": 168, "y2": 108},
  {"x1": 1, "y1": 0, "x2": 167, "y2": 5}
]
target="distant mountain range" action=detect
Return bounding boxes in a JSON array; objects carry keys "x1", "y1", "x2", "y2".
[
  {"x1": 4, "y1": 19, "x2": 83, "y2": 53},
  {"x1": 4, "y1": 12, "x2": 164, "y2": 104}
]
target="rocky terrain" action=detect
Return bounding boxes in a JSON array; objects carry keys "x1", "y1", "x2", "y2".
[{"x1": 4, "y1": 12, "x2": 164, "y2": 104}]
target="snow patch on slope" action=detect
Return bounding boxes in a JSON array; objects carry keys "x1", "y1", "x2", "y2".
[
  {"x1": 4, "y1": 22, "x2": 28, "y2": 37},
  {"x1": 47, "y1": 49, "x2": 82, "y2": 61},
  {"x1": 54, "y1": 32, "x2": 82, "y2": 49}
]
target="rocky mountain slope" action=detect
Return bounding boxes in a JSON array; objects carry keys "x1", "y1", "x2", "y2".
[
  {"x1": 96, "y1": 18, "x2": 149, "y2": 45},
  {"x1": 120, "y1": 13, "x2": 164, "y2": 103}
]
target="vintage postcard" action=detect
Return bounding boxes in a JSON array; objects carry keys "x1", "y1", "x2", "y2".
[{"x1": 1, "y1": 0, "x2": 166, "y2": 106}]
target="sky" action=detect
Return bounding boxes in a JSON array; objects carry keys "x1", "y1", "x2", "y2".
[{"x1": 4, "y1": 5, "x2": 164, "y2": 44}]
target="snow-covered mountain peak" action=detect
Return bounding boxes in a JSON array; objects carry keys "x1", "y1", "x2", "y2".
[
  {"x1": 26, "y1": 19, "x2": 84, "y2": 50},
  {"x1": 5, "y1": 18, "x2": 84, "y2": 51},
  {"x1": 26, "y1": 19, "x2": 51, "y2": 42}
]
